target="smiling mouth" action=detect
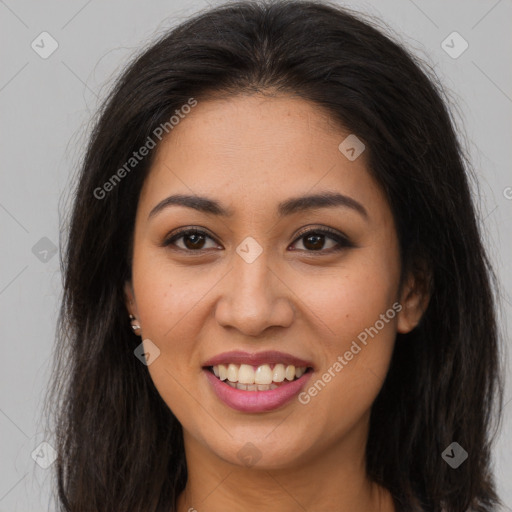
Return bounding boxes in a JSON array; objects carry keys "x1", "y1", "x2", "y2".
[{"x1": 205, "y1": 363, "x2": 313, "y2": 391}]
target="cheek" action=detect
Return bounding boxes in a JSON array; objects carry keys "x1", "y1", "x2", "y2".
[
  {"x1": 130, "y1": 251, "x2": 208, "y2": 391},
  {"x1": 132, "y1": 246, "x2": 212, "y2": 342},
  {"x1": 292, "y1": 251, "x2": 400, "y2": 418},
  {"x1": 296, "y1": 253, "x2": 399, "y2": 349},
  {"x1": 131, "y1": 257, "x2": 206, "y2": 423}
]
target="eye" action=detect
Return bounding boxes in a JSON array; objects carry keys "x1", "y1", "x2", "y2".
[
  {"x1": 289, "y1": 227, "x2": 353, "y2": 253},
  {"x1": 163, "y1": 228, "x2": 219, "y2": 252}
]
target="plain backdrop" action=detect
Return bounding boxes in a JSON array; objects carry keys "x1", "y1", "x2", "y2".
[{"x1": 0, "y1": 0, "x2": 511, "y2": 510}]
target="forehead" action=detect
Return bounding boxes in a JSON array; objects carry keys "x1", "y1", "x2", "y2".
[{"x1": 137, "y1": 94, "x2": 387, "y2": 220}]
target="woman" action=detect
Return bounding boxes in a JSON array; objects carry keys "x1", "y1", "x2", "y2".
[{"x1": 46, "y1": 1, "x2": 505, "y2": 510}]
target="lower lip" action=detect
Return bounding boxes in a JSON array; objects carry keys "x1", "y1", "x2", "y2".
[{"x1": 204, "y1": 368, "x2": 312, "y2": 413}]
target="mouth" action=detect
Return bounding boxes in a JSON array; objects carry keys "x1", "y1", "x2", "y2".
[
  {"x1": 205, "y1": 363, "x2": 313, "y2": 391},
  {"x1": 202, "y1": 350, "x2": 315, "y2": 412}
]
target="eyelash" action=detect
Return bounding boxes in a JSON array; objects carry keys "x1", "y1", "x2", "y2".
[{"x1": 162, "y1": 226, "x2": 353, "y2": 255}]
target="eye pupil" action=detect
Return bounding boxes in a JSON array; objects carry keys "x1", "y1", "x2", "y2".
[
  {"x1": 184, "y1": 233, "x2": 205, "y2": 250},
  {"x1": 304, "y1": 233, "x2": 324, "y2": 251}
]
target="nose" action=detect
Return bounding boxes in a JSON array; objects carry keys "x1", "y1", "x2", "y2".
[{"x1": 214, "y1": 249, "x2": 295, "y2": 337}]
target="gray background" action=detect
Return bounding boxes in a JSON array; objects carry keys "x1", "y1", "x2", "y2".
[{"x1": 1, "y1": 0, "x2": 511, "y2": 510}]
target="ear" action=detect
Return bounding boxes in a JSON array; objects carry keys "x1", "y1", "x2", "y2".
[
  {"x1": 124, "y1": 281, "x2": 138, "y2": 317},
  {"x1": 396, "y1": 267, "x2": 431, "y2": 334}
]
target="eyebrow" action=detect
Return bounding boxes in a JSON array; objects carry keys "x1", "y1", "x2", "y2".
[{"x1": 148, "y1": 191, "x2": 368, "y2": 220}]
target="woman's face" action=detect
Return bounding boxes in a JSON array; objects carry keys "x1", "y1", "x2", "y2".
[{"x1": 126, "y1": 93, "x2": 422, "y2": 469}]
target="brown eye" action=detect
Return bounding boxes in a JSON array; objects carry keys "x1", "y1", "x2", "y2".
[
  {"x1": 163, "y1": 229, "x2": 219, "y2": 251},
  {"x1": 302, "y1": 233, "x2": 330, "y2": 251},
  {"x1": 290, "y1": 228, "x2": 352, "y2": 253},
  {"x1": 181, "y1": 232, "x2": 207, "y2": 250}
]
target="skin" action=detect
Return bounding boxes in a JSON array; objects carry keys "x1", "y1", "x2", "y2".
[{"x1": 124, "y1": 93, "x2": 429, "y2": 512}]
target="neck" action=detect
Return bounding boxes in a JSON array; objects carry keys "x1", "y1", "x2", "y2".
[{"x1": 176, "y1": 414, "x2": 395, "y2": 512}]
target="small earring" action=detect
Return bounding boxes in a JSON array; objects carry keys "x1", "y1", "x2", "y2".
[{"x1": 129, "y1": 314, "x2": 141, "y2": 332}]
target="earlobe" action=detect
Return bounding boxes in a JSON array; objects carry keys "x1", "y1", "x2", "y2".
[
  {"x1": 396, "y1": 270, "x2": 431, "y2": 334},
  {"x1": 124, "y1": 281, "x2": 142, "y2": 336}
]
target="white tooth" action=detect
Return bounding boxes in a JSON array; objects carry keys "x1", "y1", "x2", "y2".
[
  {"x1": 254, "y1": 364, "x2": 273, "y2": 385},
  {"x1": 227, "y1": 364, "x2": 238, "y2": 382},
  {"x1": 295, "y1": 367, "x2": 305, "y2": 378},
  {"x1": 272, "y1": 364, "x2": 285, "y2": 382},
  {"x1": 219, "y1": 363, "x2": 301, "y2": 387},
  {"x1": 285, "y1": 365, "x2": 296, "y2": 381},
  {"x1": 238, "y1": 364, "x2": 255, "y2": 384},
  {"x1": 218, "y1": 364, "x2": 227, "y2": 381}
]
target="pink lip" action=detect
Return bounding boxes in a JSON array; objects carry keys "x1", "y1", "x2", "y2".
[
  {"x1": 204, "y1": 368, "x2": 312, "y2": 413},
  {"x1": 202, "y1": 350, "x2": 314, "y2": 369}
]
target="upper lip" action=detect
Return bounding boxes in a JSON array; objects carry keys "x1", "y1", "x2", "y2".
[{"x1": 202, "y1": 350, "x2": 314, "y2": 369}]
